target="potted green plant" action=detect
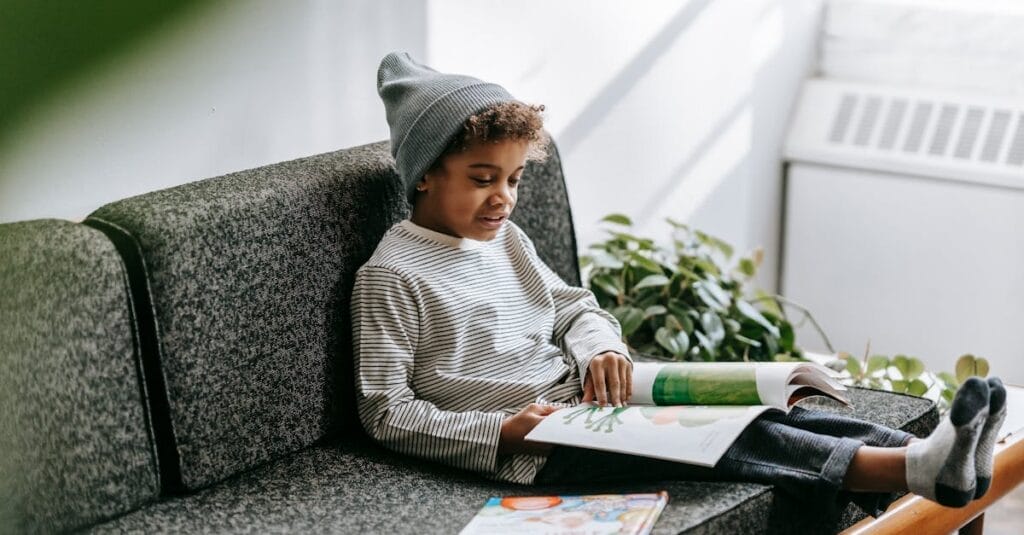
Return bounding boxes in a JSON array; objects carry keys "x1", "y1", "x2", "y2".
[{"x1": 581, "y1": 213, "x2": 985, "y2": 412}]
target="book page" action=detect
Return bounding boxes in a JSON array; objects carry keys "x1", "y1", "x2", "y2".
[{"x1": 526, "y1": 403, "x2": 775, "y2": 467}]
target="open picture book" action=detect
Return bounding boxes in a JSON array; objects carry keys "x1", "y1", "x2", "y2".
[{"x1": 526, "y1": 361, "x2": 850, "y2": 467}]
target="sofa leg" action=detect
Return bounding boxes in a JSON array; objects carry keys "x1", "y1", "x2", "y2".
[{"x1": 959, "y1": 513, "x2": 983, "y2": 535}]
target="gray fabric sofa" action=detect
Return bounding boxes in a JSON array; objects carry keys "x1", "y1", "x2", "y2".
[{"x1": 0, "y1": 138, "x2": 938, "y2": 534}]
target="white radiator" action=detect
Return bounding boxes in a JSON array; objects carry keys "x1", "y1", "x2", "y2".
[{"x1": 781, "y1": 78, "x2": 1024, "y2": 383}]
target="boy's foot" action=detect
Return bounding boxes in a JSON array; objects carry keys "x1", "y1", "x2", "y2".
[
  {"x1": 906, "y1": 377, "x2": 989, "y2": 507},
  {"x1": 974, "y1": 377, "x2": 1007, "y2": 499}
]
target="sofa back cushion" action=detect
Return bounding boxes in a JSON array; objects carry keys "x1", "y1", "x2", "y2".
[
  {"x1": 83, "y1": 137, "x2": 580, "y2": 491},
  {"x1": 0, "y1": 219, "x2": 159, "y2": 532}
]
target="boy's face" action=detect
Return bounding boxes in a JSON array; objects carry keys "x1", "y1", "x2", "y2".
[{"x1": 412, "y1": 138, "x2": 528, "y2": 241}]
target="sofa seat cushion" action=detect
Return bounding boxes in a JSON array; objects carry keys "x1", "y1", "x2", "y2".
[{"x1": 86, "y1": 387, "x2": 935, "y2": 534}]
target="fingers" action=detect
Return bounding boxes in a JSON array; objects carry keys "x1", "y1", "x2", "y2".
[
  {"x1": 620, "y1": 358, "x2": 632, "y2": 402},
  {"x1": 585, "y1": 353, "x2": 632, "y2": 407},
  {"x1": 607, "y1": 365, "x2": 621, "y2": 407},
  {"x1": 591, "y1": 363, "x2": 607, "y2": 407}
]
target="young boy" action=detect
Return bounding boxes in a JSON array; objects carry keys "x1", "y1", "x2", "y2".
[{"x1": 353, "y1": 51, "x2": 1007, "y2": 516}]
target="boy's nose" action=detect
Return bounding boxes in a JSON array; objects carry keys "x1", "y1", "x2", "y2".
[{"x1": 489, "y1": 187, "x2": 514, "y2": 206}]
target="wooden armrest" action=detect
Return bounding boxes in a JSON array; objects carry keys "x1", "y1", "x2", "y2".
[{"x1": 841, "y1": 432, "x2": 1024, "y2": 534}]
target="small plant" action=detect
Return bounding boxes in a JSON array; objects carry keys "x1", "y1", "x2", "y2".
[
  {"x1": 580, "y1": 214, "x2": 816, "y2": 362},
  {"x1": 581, "y1": 212, "x2": 991, "y2": 413},
  {"x1": 839, "y1": 349, "x2": 990, "y2": 412}
]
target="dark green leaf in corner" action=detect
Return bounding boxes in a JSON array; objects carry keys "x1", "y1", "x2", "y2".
[{"x1": 601, "y1": 213, "x2": 633, "y2": 226}]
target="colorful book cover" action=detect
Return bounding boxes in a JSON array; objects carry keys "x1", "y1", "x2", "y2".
[{"x1": 459, "y1": 492, "x2": 669, "y2": 535}]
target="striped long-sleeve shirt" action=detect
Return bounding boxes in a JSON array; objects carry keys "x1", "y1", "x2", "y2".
[{"x1": 351, "y1": 219, "x2": 630, "y2": 484}]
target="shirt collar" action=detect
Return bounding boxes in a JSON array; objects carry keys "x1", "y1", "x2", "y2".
[{"x1": 399, "y1": 219, "x2": 494, "y2": 251}]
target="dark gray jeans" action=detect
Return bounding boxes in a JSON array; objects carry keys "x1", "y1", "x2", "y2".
[{"x1": 535, "y1": 406, "x2": 914, "y2": 517}]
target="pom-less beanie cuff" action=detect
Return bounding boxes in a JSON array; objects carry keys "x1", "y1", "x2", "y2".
[
  {"x1": 376, "y1": 51, "x2": 518, "y2": 202},
  {"x1": 397, "y1": 83, "x2": 517, "y2": 199}
]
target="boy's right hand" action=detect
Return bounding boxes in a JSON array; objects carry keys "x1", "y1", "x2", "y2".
[{"x1": 498, "y1": 403, "x2": 558, "y2": 455}]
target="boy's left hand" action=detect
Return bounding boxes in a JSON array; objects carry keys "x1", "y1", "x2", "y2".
[{"x1": 582, "y1": 352, "x2": 632, "y2": 407}]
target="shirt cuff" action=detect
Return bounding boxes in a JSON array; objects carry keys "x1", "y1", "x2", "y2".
[{"x1": 472, "y1": 411, "x2": 508, "y2": 474}]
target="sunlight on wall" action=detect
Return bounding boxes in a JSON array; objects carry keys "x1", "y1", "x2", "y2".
[{"x1": 428, "y1": 0, "x2": 804, "y2": 293}]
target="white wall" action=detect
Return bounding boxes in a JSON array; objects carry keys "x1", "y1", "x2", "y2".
[
  {"x1": 0, "y1": 0, "x2": 825, "y2": 297},
  {"x1": 821, "y1": 0, "x2": 1024, "y2": 97},
  {"x1": 427, "y1": 0, "x2": 824, "y2": 291},
  {"x1": 0, "y1": 0, "x2": 426, "y2": 223}
]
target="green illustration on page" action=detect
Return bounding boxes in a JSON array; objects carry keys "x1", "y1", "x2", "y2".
[{"x1": 651, "y1": 364, "x2": 761, "y2": 405}]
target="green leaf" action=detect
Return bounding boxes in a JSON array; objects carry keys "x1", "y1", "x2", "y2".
[
  {"x1": 846, "y1": 356, "x2": 863, "y2": 378},
  {"x1": 753, "y1": 289, "x2": 783, "y2": 317},
  {"x1": 612, "y1": 306, "x2": 645, "y2": 337},
  {"x1": 665, "y1": 217, "x2": 688, "y2": 230},
  {"x1": 633, "y1": 274, "x2": 670, "y2": 291},
  {"x1": 693, "y1": 330, "x2": 716, "y2": 359},
  {"x1": 736, "y1": 300, "x2": 780, "y2": 338},
  {"x1": 890, "y1": 379, "x2": 908, "y2": 393},
  {"x1": 590, "y1": 250, "x2": 624, "y2": 269},
  {"x1": 693, "y1": 281, "x2": 730, "y2": 312},
  {"x1": 643, "y1": 305, "x2": 667, "y2": 319},
  {"x1": 905, "y1": 357, "x2": 925, "y2": 380},
  {"x1": 700, "y1": 311, "x2": 726, "y2": 346},
  {"x1": 977, "y1": 357, "x2": 990, "y2": 378},
  {"x1": 629, "y1": 252, "x2": 664, "y2": 274},
  {"x1": 734, "y1": 334, "x2": 762, "y2": 347},
  {"x1": 937, "y1": 371, "x2": 958, "y2": 387},
  {"x1": 762, "y1": 334, "x2": 779, "y2": 361},
  {"x1": 955, "y1": 354, "x2": 989, "y2": 382},
  {"x1": 892, "y1": 355, "x2": 910, "y2": 379},
  {"x1": 601, "y1": 213, "x2": 633, "y2": 226},
  {"x1": 655, "y1": 327, "x2": 690, "y2": 357},
  {"x1": 907, "y1": 379, "x2": 929, "y2": 397},
  {"x1": 590, "y1": 275, "x2": 621, "y2": 298},
  {"x1": 737, "y1": 258, "x2": 756, "y2": 277},
  {"x1": 866, "y1": 355, "x2": 889, "y2": 375},
  {"x1": 692, "y1": 258, "x2": 721, "y2": 277}
]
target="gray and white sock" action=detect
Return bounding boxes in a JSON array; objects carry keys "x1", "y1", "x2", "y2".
[
  {"x1": 906, "y1": 377, "x2": 989, "y2": 507},
  {"x1": 974, "y1": 377, "x2": 1007, "y2": 499}
]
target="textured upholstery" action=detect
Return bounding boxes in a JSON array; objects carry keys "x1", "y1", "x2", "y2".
[
  {"x1": 86, "y1": 388, "x2": 936, "y2": 534},
  {"x1": 0, "y1": 219, "x2": 159, "y2": 534},
  {"x1": 82, "y1": 136, "x2": 579, "y2": 492}
]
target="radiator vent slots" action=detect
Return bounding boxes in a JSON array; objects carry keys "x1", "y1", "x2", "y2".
[
  {"x1": 828, "y1": 93, "x2": 1023, "y2": 168},
  {"x1": 785, "y1": 79, "x2": 1024, "y2": 190}
]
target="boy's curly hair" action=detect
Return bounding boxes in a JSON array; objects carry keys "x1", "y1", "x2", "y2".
[{"x1": 427, "y1": 101, "x2": 549, "y2": 174}]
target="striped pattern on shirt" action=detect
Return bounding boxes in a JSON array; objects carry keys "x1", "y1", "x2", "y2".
[{"x1": 351, "y1": 219, "x2": 629, "y2": 484}]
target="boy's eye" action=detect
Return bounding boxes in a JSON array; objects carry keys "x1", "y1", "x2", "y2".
[{"x1": 471, "y1": 177, "x2": 492, "y2": 185}]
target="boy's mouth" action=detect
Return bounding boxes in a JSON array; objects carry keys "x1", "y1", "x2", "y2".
[{"x1": 478, "y1": 214, "x2": 508, "y2": 229}]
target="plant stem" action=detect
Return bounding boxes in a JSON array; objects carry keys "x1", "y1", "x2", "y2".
[{"x1": 750, "y1": 295, "x2": 836, "y2": 354}]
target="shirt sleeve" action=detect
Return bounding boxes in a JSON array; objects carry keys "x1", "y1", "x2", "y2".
[
  {"x1": 352, "y1": 265, "x2": 506, "y2": 474},
  {"x1": 515, "y1": 227, "x2": 631, "y2": 382}
]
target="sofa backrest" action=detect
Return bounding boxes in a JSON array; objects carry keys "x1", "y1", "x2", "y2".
[
  {"x1": 83, "y1": 136, "x2": 580, "y2": 492},
  {"x1": 0, "y1": 219, "x2": 160, "y2": 533}
]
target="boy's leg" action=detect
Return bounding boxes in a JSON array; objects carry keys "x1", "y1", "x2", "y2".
[
  {"x1": 537, "y1": 412, "x2": 875, "y2": 515},
  {"x1": 779, "y1": 405, "x2": 914, "y2": 448}
]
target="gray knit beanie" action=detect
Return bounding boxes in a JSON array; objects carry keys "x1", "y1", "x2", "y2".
[{"x1": 376, "y1": 51, "x2": 519, "y2": 202}]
